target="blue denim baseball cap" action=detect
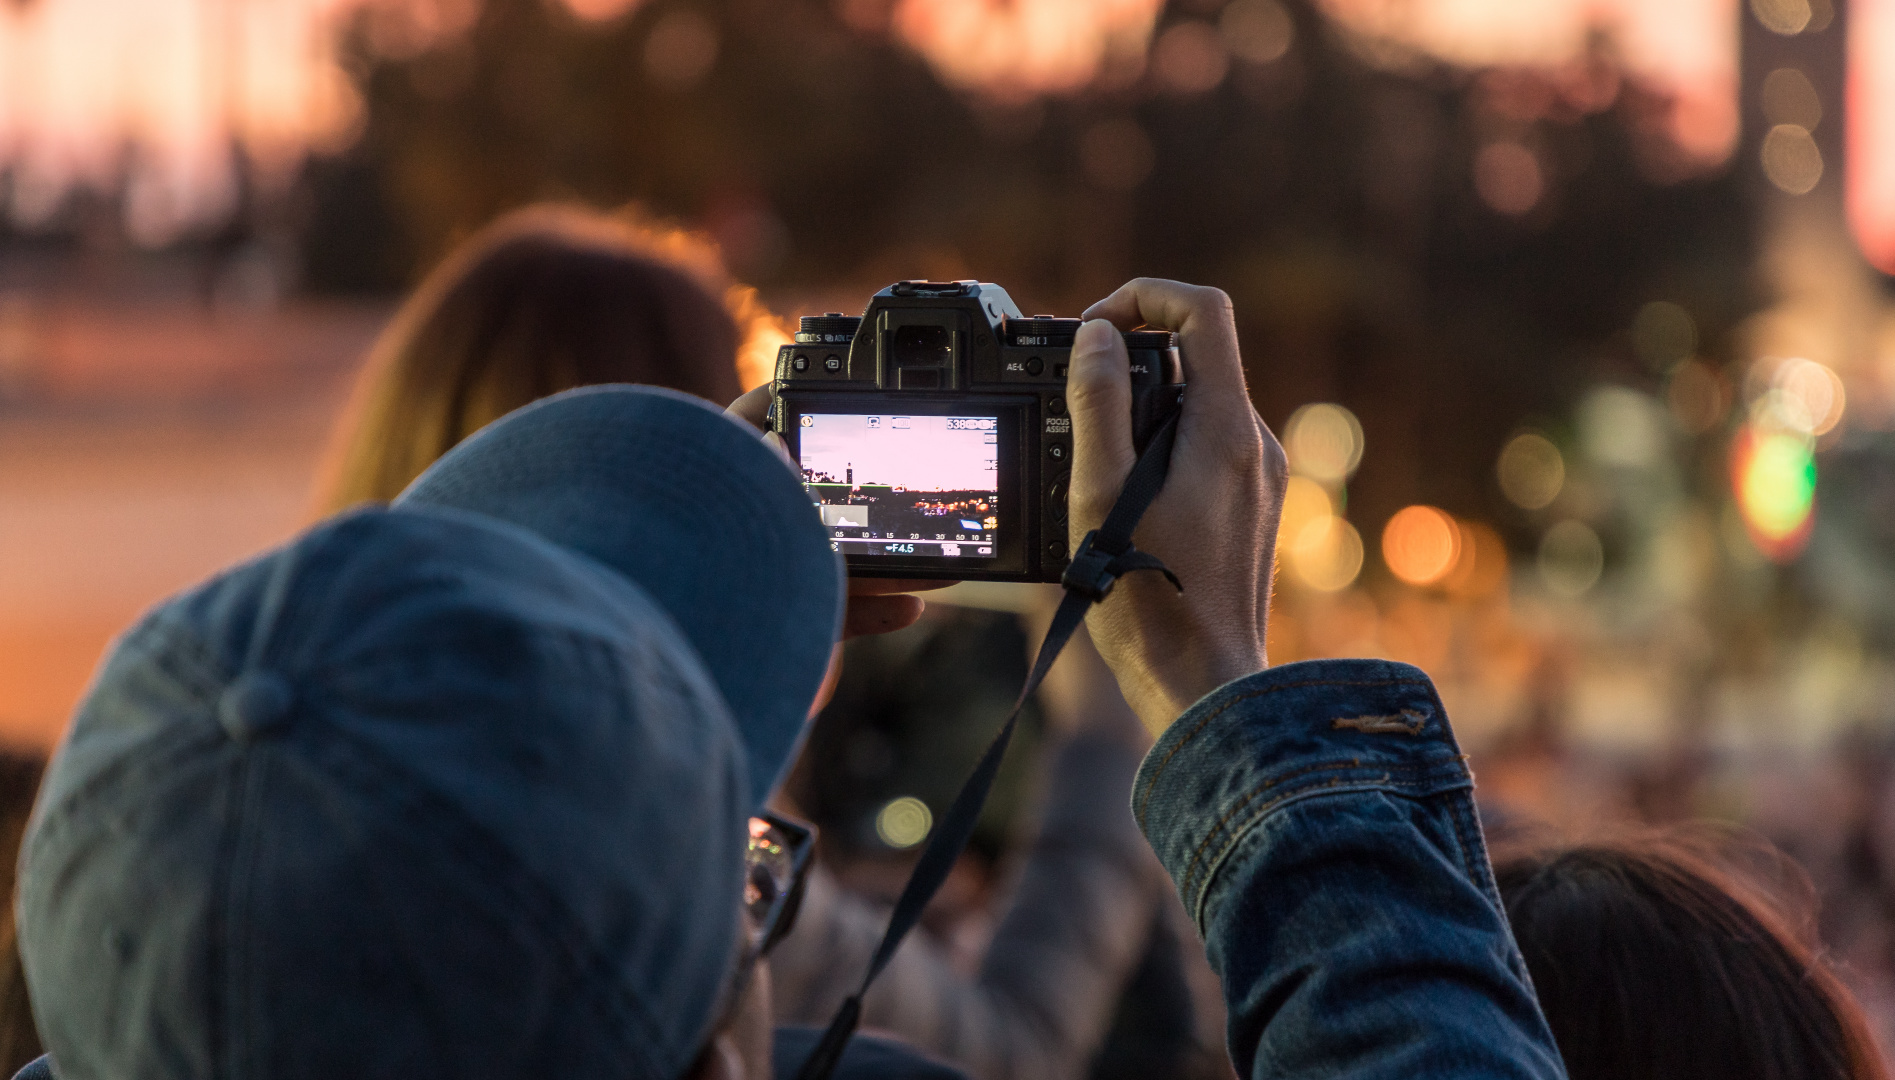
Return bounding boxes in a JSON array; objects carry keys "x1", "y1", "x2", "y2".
[
  {"x1": 398, "y1": 384, "x2": 845, "y2": 807},
  {"x1": 19, "y1": 505, "x2": 759, "y2": 1079}
]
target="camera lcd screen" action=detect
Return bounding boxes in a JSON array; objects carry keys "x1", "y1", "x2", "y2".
[{"x1": 797, "y1": 412, "x2": 1000, "y2": 560}]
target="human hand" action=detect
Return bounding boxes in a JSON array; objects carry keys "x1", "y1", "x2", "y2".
[
  {"x1": 726, "y1": 385, "x2": 947, "y2": 640},
  {"x1": 1066, "y1": 280, "x2": 1286, "y2": 734}
]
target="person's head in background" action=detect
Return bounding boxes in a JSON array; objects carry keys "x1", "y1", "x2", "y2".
[
  {"x1": 319, "y1": 203, "x2": 783, "y2": 511},
  {"x1": 1494, "y1": 832, "x2": 1888, "y2": 1080},
  {"x1": 18, "y1": 388, "x2": 846, "y2": 1080}
]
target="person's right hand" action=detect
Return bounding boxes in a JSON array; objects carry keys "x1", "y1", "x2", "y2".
[{"x1": 1066, "y1": 279, "x2": 1287, "y2": 736}]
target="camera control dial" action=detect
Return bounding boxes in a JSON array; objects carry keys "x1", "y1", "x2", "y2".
[{"x1": 796, "y1": 314, "x2": 862, "y2": 344}]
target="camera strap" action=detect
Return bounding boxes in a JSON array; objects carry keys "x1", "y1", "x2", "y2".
[{"x1": 793, "y1": 409, "x2": 1183, "y2": 1080}]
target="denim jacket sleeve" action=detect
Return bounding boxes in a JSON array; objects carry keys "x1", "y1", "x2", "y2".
[{"x1": 1132, "y1": 659, "x2": 1567, "y2": 1080}]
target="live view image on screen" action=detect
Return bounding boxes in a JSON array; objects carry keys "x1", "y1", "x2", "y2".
[{"x1": 798, "y1": 413, "x2": 999, "y2": 558}]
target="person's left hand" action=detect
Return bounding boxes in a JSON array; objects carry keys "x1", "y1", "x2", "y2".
[{"x1": 727, "y1": 385, "x2": 948, "y2": 640}]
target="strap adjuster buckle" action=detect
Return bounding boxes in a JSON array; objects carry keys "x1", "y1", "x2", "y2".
[
  {"x1": 1061, "y1": 530, "x2": 1182, "y2": 603},
  {"x1": 1061, "y1": 530, "x2": 1123, "y2": 602}
]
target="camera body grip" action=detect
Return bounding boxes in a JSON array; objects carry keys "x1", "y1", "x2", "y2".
[{"x1": 774, "y1": 280, "x2": 1185, "y2": 582}]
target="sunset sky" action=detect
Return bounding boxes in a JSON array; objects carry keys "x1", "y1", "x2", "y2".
[{"x1": 0, "y1": 0, "x2": 1889, "y2": 266}]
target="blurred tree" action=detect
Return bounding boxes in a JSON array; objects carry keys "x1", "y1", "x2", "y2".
[{"x1": 298, "y1": 0, "x2": 1758, "y2": 549}]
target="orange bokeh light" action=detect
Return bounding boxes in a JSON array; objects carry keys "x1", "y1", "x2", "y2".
[
  {"x1": 1441, "y1": 519, "x2": 1510, "y2": 598},
  {"x1": 1383, "y1": 504, "x2": 1462, "y2": 586}
]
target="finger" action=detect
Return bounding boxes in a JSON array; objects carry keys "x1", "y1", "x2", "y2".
[
  {"x1": 807, "y1": 646, "x2": 844, "y2": 719},
  {"x1": 847, "y1": 578, "x2": 956, "y2": 595},
  {"x1": 1066, "y1": 319, "x2": 1136, "y2": 536},
  {"x1": 726, "y1": 384, "x2": 774, "y2": 430},
  {"x1": 1082, "y1": 278, "x2": 1250, "y2": 431},
  {"x1": 760, "y1": 430, "x2": 795, "y2": 468},
  {"x1": 841, "y1": 594, "x2": 926, "y2": 639}
]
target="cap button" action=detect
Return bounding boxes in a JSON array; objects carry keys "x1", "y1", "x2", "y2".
[{"x1": 218, "y1": 672, "x2": 295, "y2": 744}]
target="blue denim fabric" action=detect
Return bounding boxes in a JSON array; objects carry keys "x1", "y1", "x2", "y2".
[{"x1": 1133, "y1": 659, "x2": 1567, "y2": 1080}]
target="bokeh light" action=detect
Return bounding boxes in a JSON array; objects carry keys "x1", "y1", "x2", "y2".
[
  {"x1": 889, "y1": 0, "x2": 1165, "y2": 97},
  {"x1": 563, "y1": 0, "x2": 640, "y2": 22},
  {"x1": 644, "y1": 9, "x2": 720, "y2": 92},
  {"x1": 1288, "y1": 515, "x2": 1364, "y2": 592},
  {"x1": 1632, "y1": 300, "x2": 1697, "y2": 372},
  {"x1": 1666, "y1": 359, "x2": 1730, "y2": 434},
  {"x1": 1276, "y1": 475, "x2": 1334, "y2": 551},
  {"x1": 1474, "y1": 141, "x2": 1544, "y2": 216},
  {"x1": 1497, "y1": 432, "x2": 1565, "y2": 509},
  {"x1": 1151, "y1": 20, "x2": 1229, "y2": 94},
  {"x1": 875, "y1": 795, "x2": 934, "y2": 849},
  {"x1": 1762, "y1": 67, "x2": 1822, "y2": 129},
  {"x1": 1731, "y1": 425, "x2": 1816, "y2": 559},
  {"x1": 1441, "y1": 520, "x2": 1510, "y2": 598},
  {"x1": 1762, "y1": 124, "x2": 1824, "y2": 195},
  {"x1": 1219, "y1": 0, "x2": 1294, "y2": 64},
  {"x1": 1538, "y1": 520, "x2": 1604, "y2": 597},
  {"x1": 1772, "y1": 357, "x2": 1847, "y2": 436},
  {"x1": 1283, "y1": 403, "x2": 1364, "y2": 483},
  {"x1": 1383, "y1": 505, "x2": 1461, "y2": 587},
  {"x1": 1579, "y1": 385, "x2": 1666, "y2": 468},
  {"x1": 1751, "y1": 0, "x2": 1813, "y2": 35}
]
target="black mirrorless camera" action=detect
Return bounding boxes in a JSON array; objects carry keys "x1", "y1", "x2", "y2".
[{"x1": 771, "y1": 280, "x2": 1184, "y2": 581}]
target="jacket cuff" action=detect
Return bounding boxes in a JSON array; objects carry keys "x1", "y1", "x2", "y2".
[{"x1": 1131, "y1": 659, "x2": 1474, "y2": 926}]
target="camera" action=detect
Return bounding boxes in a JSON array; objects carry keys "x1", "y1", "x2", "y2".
[{"x1": 772, "y1": 280, "x2": 1184, "y2": 582}]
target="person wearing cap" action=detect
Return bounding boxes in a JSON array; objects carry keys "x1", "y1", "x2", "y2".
[
  {"x1": 13, "y1": 278, "x2": 1565, "y2": 1080},
  {"x1": 12, "y1": 384, "x2": 956, "y2": 1080},
  {"x1": 313, "y1": 201, "x2": 1230, "y2": 1080}
]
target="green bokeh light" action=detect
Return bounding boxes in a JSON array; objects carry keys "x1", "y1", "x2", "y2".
[{"x1": 1739, "y1": 431, "x2": 1816, "y2": 541}]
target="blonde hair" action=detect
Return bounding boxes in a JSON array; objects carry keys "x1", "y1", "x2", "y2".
[{"x1": 314, "y1": 204, "x2": 789, "y2": 513}]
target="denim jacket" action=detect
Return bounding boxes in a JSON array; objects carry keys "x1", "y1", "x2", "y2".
[{"x1": 1134, "y1": 659, "x2": 1568, "y2": 1079}]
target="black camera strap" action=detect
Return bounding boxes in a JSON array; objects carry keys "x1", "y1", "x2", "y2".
[{"x1": 793, "y1": 410, "x2": 1183, "y2": 1080}]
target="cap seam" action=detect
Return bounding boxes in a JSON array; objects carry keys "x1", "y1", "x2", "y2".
[{"x1": 306, "y1": 719, "x2": 676, "y2": 1074}]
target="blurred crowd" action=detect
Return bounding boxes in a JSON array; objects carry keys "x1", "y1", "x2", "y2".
[{"x1": 3, "y1": 0, "x2": 1895, "y2": 1076}]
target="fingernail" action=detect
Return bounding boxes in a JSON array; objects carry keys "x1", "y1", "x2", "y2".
[{"x1": 1073, "y1": 318, "x2": 1118, "y2": 357}]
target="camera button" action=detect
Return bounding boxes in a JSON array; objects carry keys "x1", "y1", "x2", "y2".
[
  {"x1": 792, "y1": 354, "x2": 810, "y2": 373},
  {"x1": 1046, "y1": 443, "x2": 1067, "y2": 462},
  {"x1": 823, "y1": 355, "x2": 843, "y2": 373},
  {"x1": 1025, "y1": 356, "x2": 1045, "y2": 376},
  {"x1": 1046, "y1": 396, "x2": 1066, "y2": 417},
  {"x1": 1046, "y1": 540, "x2": 1067, "y2": 559}
]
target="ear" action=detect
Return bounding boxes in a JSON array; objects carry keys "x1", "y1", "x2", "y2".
[{"x1": 684, "y1": 1034, "x2": 751, "y2": 1080}]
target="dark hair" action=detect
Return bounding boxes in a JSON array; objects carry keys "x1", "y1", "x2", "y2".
[
  {"x1": 0, "y1": 751, "x2": 47, "y2": 1077},
  {"x1": 1494, "y1": 832, "x2": 1887, "y2": 1080},
  {"x1": 317, "y1": 204, "x2": 784, "y2": 512}
]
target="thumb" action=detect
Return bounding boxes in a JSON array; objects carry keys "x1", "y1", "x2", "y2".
[{"x1": 1066, "y1": 319, "x2": 1135, "y2": 539}]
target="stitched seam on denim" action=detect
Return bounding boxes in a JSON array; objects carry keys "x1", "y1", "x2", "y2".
[
  {"x1": 1176, "y1": 757, "x2": 1472, "y2": 912},
  {"x1": 1434, "y1": 790, "x2": 1478, "y2": 886},
  {"x1": 1174, "y1": 754, "x2": 1471, "y2": 897},
  {"x1": 1133, "y1": 676, "x2": 1432, "y2": 828},
  {"x1": 1447, "y1": 796, "x2": 1507, "y2": 915},
  {"x1": 1182, "y1": 777, "x2": 1460, "y2": 932}
]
